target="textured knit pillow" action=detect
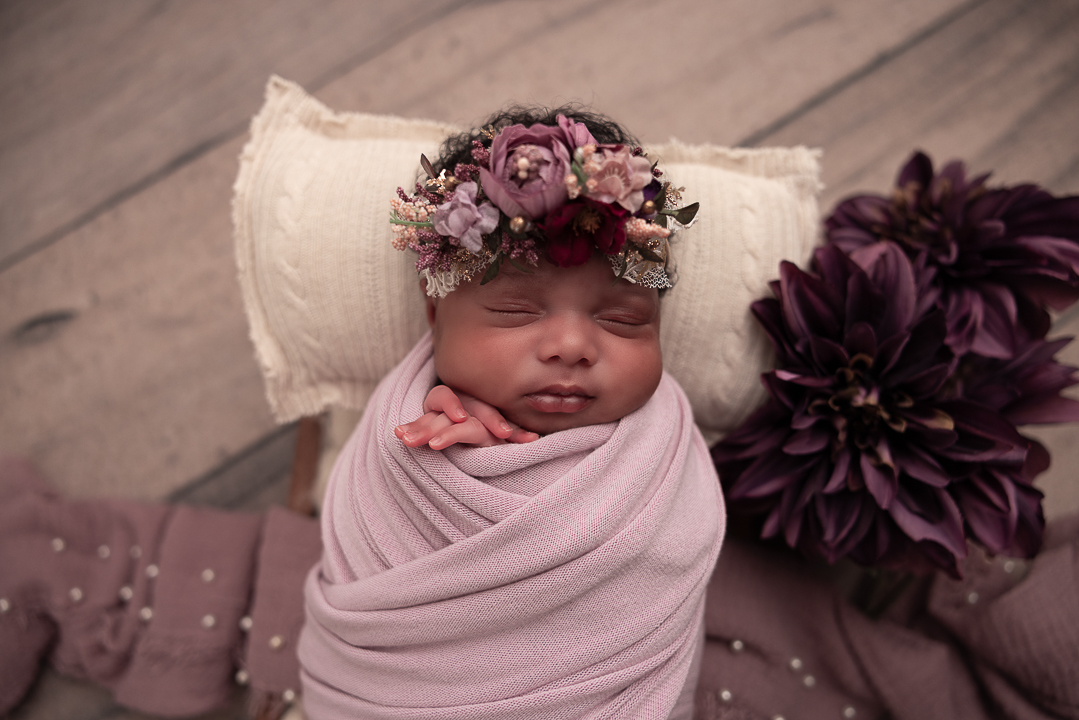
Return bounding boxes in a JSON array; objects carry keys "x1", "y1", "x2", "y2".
[{"x1": 233, "y1": 76, "x2": 822, "y2": 443}]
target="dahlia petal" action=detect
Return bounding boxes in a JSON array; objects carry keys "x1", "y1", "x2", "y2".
[
  {"x1": 844, "y1": 321, "x2": 877, "y2": 358},
  {"x1": 897, "y1": 151, "x2": 934, "y2": 189},
  {"x1": 861, "y1": 452, "x2": 897, "y2": 509},
  {"x1": 782, "y1": 424, "x2": 832, "y2": 455},
  {"x1": 888, "y1": 485, "x2": 968, "y2": 560},
  {"x1": 1005, "y1": 394, "x2": 1079, "y2": 425},
  {"x1": 823, "y1": 451, "x2": 851, "y2": 493},
  {"x1": 891, "y1": 443, "x2": 951, "y2": 488}
]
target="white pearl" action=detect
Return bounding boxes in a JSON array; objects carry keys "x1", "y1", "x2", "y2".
[
  {"x1": 139, "y1": 606, "x2": 154, "y2": 622},
  {"x1": 0, "y1": 598, "x2": 10, "y2": 613},
  {"x1": 517, "y1": 169, "x2": 529, "y2": 180},
  {"x1": 803, "y1": 674, "x2": 816, "y2": 687},
  {"x1": 119, "y1": 586, "x2": 133, "y2": 602},
  {"x1": 719, "y1": 689, "x2": 732, "y2": 702},
  {"x1": 145, "y1": 564, "x2": 159, "y2": 578},
  {"x1": 239, "y1": 616, "x2": 253, "y2": 632},
  {"x1": 1003, "y1": 560, "x2": 1016, "y2": 573},
  {"x1": 516, "y1": 157, "x2": 530, "y2": 170},
  {"x1": 789, "y1": 657, "x2": 803, "y2": 671},
  {"x1": 967, "y1": 591, "x2": 979, "y2": 605},
  {"x1": 201, "y1": 614, "x2": 216, "y2": 629},
  {"x1": 235, "y1": 669, "x2": 250, "y2": 685},
  {"x1": 730, "y1": 639, "x2": 744, "y2": 652},
  {"x1": 269, "y1": 634, "x2": 285, "y2": 650},
  {"x1": 844, "y1": 706, "x2": 857, "y2": 718},
  {"x1": 97, "y1": 545, "x2": 110, "y2": 559},
  {"x1": 69, "y1": 587, "x2": 83, "y2": 602},
  {"x1": 52, "y1": 537, "x2": 65, "y2": 552},
  {"x1": 283, "y1": 689, "x2": 297, "y2": 703},
  {"x1": 201, "y1": 568, "x2": 215, "y2": 583}
]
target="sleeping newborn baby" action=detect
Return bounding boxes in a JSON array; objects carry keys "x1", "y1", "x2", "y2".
[{"x1": 298, "y1": 107, "x2": 725, "y2": 720}]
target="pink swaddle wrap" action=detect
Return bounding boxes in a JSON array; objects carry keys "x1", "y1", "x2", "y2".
[{"x1": 300, "y1": 333, "x2": 725, "y2": 719}]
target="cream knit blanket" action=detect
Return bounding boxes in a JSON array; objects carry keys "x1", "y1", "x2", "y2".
[{"x1": 299, "y1": 333, "x2": 724, "y2": 719}]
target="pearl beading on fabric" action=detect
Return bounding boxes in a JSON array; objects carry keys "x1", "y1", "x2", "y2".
[
  {"x1": 145, "y1": 564, "x2": 159, "y2": 578},
  {"x1": 269, "y1": 634, "x2": 286, "y2": 650},
  {"x1": 282, "y1": 689, "x2": 297, "y2": 703},
  {"x1": 235, "y1": 669, "x2": 250, "y2": 686},
  {"x1": 69, "y1": 587, "x2": 83, "y2": 603},
  {"x1": 98, "y1": 545, "x2": 110, "y2": 559},
  {"x1": 239, "y1": 615, "x2": 253, "y2": 631},
  {"x1": 119, "y1": 586, "x2": 133, "y2": 602},
  {"x1": 719, "y1": 638, "x2": 866, "y2": 719},
  {"x1": 201, "y1": 614, "x2": 216, "y2": 629},
  {"x1": 52, "y1": 537, "x2": 65, "y2": 552},
  {"x1": 201, "y1": 568, "x2": 215, "y2": 583},
  {"x1": 139, "y1": 606, "x2": 153, "y2": 622}
]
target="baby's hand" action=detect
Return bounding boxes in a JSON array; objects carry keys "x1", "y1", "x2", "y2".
[{"x1": 394, "y1": 385, "x2": 539, "y2": 450}]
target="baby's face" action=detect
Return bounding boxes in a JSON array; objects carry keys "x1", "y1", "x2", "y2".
[{"x1": 427, "y1": 254, "x2": 663, "y2": 434}]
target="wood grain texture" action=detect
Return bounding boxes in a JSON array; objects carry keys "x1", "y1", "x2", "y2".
[
  {"x1": 763, "y1": 0, "x2": 1079, "y2": 517},
  {"x1": 0, "y1": 0, "x2": 467, "y2": 270},
  {"x1": 0, "y1": 0, "x2": 973, "y2": 504}
]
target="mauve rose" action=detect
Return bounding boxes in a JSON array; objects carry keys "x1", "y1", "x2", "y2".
[
  {"x1": 478, "y1": 123, "x2": 575, "y2": 220},
  {"x1": 432, "y1": 182, "x2": 499, "y2": 253},
  {"x1": 586, "y1": 145, "x2": 653, "y2": 212}
]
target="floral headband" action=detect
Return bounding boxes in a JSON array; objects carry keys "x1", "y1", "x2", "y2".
[{"x1": 390, "y1": 115, "x2": 699, "y2": 297}]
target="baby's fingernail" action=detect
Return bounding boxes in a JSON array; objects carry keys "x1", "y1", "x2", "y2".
[
  {"x1": 500, "y1": 422, "x2": 512, "y2": 433},
  {"x1": 455, "y1": 409, "x2": 467, "y2": 420},
  {"x1": 430, "y1": 436, "x2": 442, "y2": 446},
  {"x1": 401, "y1": 433, "x2": 413, "y2": 443}
]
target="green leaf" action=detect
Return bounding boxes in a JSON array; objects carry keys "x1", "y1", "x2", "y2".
[
  {"x1": 655, "y1": 213, "x2": 668, "y2": 228},
  {"x1": 480, "y1": 254, "x2": 502, "y2": 285},
  {"x1": 572, "y1": 160, "x2": 588, "y2": 186},
  {"x1": 485, "y1": 230, "x2": 500, "y2": 253},
  {"x1": 635, "y1": 244, "x2": 664, "y2": 263},
  {"x1": 615, "y1": 251, "x2": 629, "y2": 280},
  {"x1": 673, "y1": 202, "x2": 700, "y2": 225},
  {"x1": 507, "y1": 256, "x2": 534, "y2": 274}
]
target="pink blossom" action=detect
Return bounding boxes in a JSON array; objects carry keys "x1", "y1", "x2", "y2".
[
  {"x1": 584, "y1": 145, "x2": 653, "y2": 212},
  {"x1": 432, "y1": 182, "x2": 499, "y2": 253}
]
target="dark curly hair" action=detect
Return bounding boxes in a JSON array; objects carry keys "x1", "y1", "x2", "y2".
[{"x1": 431, "y1": 104, "x2": 639, "y2": 177}]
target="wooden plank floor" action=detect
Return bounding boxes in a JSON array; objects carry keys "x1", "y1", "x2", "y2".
[{"x1": 1, "y1": 0, "x2": 1077, "y2": 717}]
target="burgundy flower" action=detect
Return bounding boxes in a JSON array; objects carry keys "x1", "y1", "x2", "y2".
[
  {"x1": 826, "y1": 152, "x2": 1079, "y2": 358},
  {"x1": 712, "y1": 244, "x2": 1037, "y2": 576},
  {"x1": 540, "y1": 199, "x2": 628, "y2": 267}
]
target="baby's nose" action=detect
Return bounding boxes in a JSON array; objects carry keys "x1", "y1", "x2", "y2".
[{"x1": 538, "y1": 315, "x2": 598, "y2": 366}]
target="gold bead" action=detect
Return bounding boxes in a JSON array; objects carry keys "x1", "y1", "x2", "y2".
[
  {"x1": 641, "y1": 200, "x2": 657, "y2": 215},
  {"x1": 509, "y1": 216, "x2": 527, "y2": 234}
]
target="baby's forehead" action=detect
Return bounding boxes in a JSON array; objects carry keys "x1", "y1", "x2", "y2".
[{"x1": 476, "y1": 262, "x2": 659, "y2": 304}]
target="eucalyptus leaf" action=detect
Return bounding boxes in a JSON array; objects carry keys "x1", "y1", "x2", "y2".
[
  {"x1": 655, "y1": 214, "x2": 668, "y2": 229},
  {"x1": 480, "y1": 255, "x2": 502, "y2": 285},
  {"x1": 674, "y1": 202, "x2": 700, "y2": 225}
]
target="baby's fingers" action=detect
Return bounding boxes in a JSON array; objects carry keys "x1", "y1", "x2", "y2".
[
  {"x1": 422, "y1": 385, "x2": 469, "y2": 423},
  {"x1": 395, "y1": 411, "x2": 455, "y2": 447},
  {"x1": 428, "y1": 417, "x2": 500, "y2": 450},
  {"x1": 508, "y1": 427, "x2": 540, "y2": 444}
]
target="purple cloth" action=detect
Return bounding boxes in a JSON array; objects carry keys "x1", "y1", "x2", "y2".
[{"x1": 0, "y1": 458, "x2": 320, "y2": 717}]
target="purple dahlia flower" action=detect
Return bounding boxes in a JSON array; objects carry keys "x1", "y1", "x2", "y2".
[
  {"x1": 826, "y1": 152, "x2": 1079, "y2": 359},
  {"x1": 713, "y1": 244, "x2": 1039, "y2": 576}
]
